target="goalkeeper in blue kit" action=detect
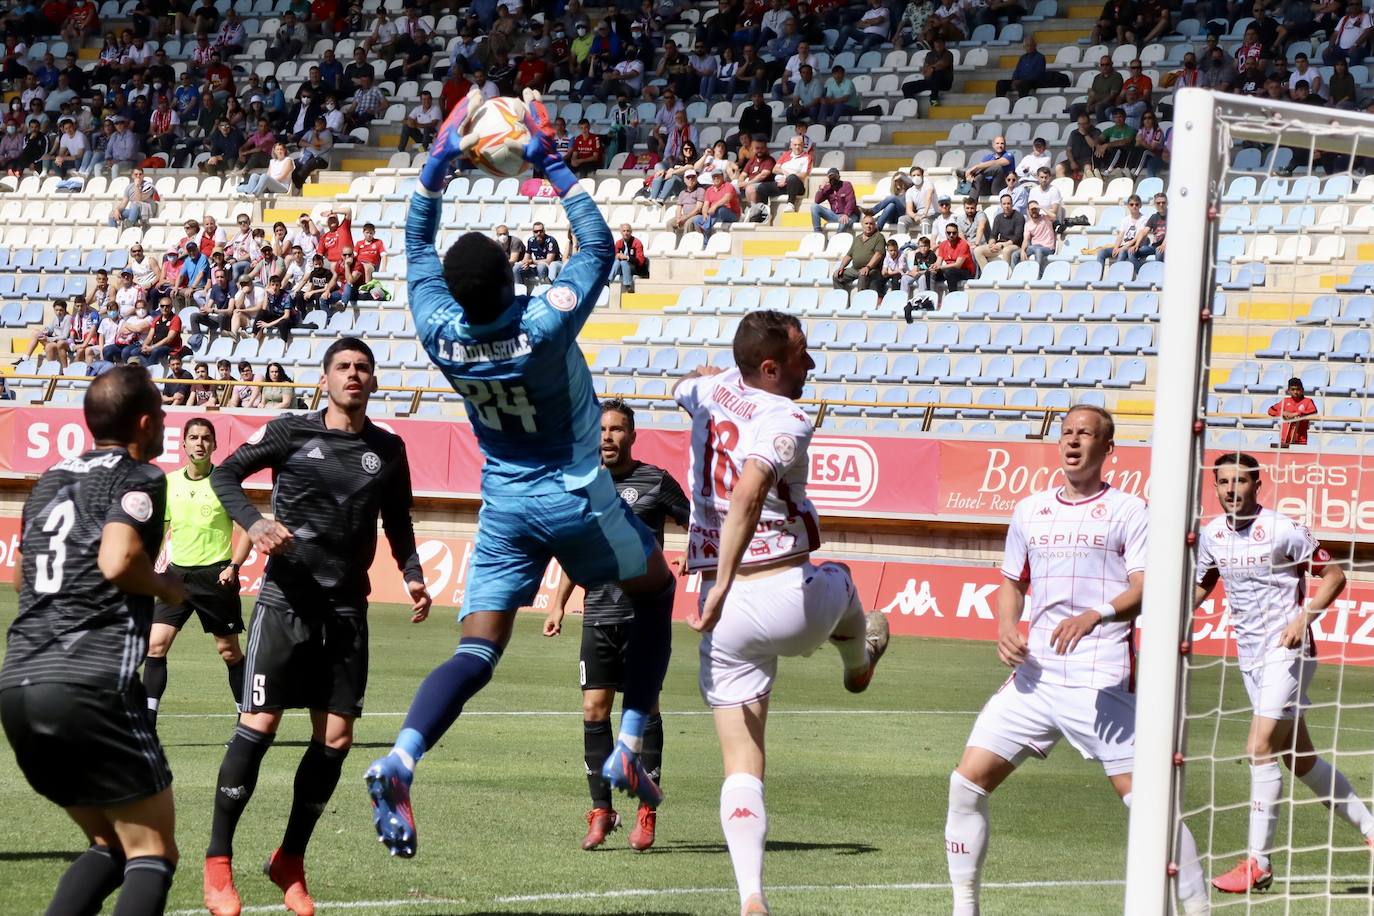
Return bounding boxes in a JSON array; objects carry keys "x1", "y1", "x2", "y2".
[{"x1": 364, "y1": 89, "x2": 677, "y2": 858}]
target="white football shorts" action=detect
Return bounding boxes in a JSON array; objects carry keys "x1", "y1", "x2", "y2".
[
  {"x1": 1244, "y1": 651, "x2": 1316, "y2": 721},
  {"x1": 967, "y1": 672, "x2": 1136, "y2": 776},
  {"x1": 698, "y1": 561, "x2": 863, "y2": 708}
]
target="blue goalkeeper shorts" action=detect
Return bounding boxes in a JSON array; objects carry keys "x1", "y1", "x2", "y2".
[{"x1": 462, "y1": 470, "x2": 657, "y2": 617}]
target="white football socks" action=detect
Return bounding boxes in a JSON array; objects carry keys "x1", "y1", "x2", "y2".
[
  {"x1": 1248, "y1": 762, "x2": 1283, "y2": 870},
  {"x1": 946, "y1": 771, "x2": 989, "y2": 916},
  {"x1": 1122, "y1": 790, "x2": 1207, "y2": 910},
  {"x1": 721, "y1": 773, "x2": 768, "y2": 909},
  {"x1": 1298, "y1": 757, "x2": 1374, "y2": 838}
]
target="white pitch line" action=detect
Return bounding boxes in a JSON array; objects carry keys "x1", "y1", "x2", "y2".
[
  {"x1": 494, "y1": 879, "x2": 1126, "y2": 904},
  {"x1": 168, "y1": 900, "x2": 466, "y2": 915},
  {"x1": 158, "y1": 708, "x2": 983, "y2": 719}
]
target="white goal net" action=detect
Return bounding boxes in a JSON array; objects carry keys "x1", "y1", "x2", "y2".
[{"x1": 1127, "y1": 89, "x2": 1374, "y2": 915}]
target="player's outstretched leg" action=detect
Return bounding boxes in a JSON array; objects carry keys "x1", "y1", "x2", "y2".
[
  {"x1": 1297, "y1": 755, "x2": 1374, "y2": 841},
  {"x1": 367, "y1": 634, "x2": 505, "y2": 857}
]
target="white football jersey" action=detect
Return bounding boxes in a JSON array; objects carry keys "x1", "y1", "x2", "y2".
[
  {"x1": 1001, "y1": 485, "x2": 1148, "y2": 690},
  {"x1": 676, "y1": 368, "x2": 820, "y2": 573},
  {"x1": 1195, "y1": 506, "x2": 1330, "y2": 671}
]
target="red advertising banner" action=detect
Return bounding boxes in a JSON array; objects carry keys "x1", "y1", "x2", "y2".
[
  {"x1": 2, "y1": 406, "x2": 1374, "y2": 539},
  {"x1": 0, "y1": 513, "x2": 1371, "y2": 666}
]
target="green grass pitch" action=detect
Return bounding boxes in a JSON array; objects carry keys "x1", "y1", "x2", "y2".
[{"x1": 1, "y1": 588, "x2": 1373, "y2": 914}]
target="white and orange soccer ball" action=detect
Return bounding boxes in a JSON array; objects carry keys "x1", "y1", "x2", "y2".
[{"x1": 463, "y1": 96, "x2": 531, "y2": 179}]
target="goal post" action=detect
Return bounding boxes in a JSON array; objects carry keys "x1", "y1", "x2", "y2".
[{"x1": 1126, "y1": 89, "x2": 1374, "y2": 914}]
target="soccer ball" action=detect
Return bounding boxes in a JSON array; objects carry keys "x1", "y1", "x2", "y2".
[{"x1": 465, "y1": 97, "x2": 531, "y2": 179}]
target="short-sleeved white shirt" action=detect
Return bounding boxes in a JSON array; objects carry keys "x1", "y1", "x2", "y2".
[
  {"x1": 1000, "y1": 485, "x2": 1148, "y2": 689},
  {"x1": 1027, "y1": 184, "x2": 1062, "y2": 215},
  {"x1": 676, "y1": 368, "x2": 820, "y2": 572},
  {"x1": 1196, "y1": 506, "x2": 1330, "y2": 671}
]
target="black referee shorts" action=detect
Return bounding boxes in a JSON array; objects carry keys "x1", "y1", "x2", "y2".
[
  {"x1": 241, "y1": 582, "x2": 368, "y2": 717},
  {"x1": 580, "y1": 621, "x2": 632, "y2": 691},
  {"x1": 0, "y1": 681, "x2": 172, "y2": 808},
  {"x1": 154, "y1": 561, "x2": 244, "y2": 637}
]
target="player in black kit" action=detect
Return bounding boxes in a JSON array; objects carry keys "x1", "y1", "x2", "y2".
[
  {"x1": 0, "y1": 365, "x2": 187, "y2": 916},
  {"x1": 543, "y1": 399, "x2": 688, "y2": 852},
  {"x1": 202, "y1": 337, "x2": 432, "y2": 916}
]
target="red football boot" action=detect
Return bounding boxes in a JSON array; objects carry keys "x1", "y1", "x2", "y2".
[{"x1": 581, "y1": 807, "x2": 621, "y2": 850}]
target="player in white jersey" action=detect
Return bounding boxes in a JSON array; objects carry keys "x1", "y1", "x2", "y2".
[
  {"x1": 1195, "y1": 452, "x2": 1371, "y2": 894},
  {"x1": 945, "y1": 405, "x2": 1209, "y2": 916},
  {"x1": 674, "y1": 309, "x2": 889, "y2": 916}
]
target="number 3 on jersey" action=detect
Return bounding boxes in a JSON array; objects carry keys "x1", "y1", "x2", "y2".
[
  {"x1": 702, "y1": 418, "x2": 739, "y2": 499},
  {"x1": 33, "y1": 499, "x2": 75, "y2": 595},
  {"x1": 454, "y1": 378, "x2": 538, "y2": 433}
]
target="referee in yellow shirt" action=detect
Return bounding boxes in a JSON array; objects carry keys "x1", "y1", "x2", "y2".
[{"x1": 143, "y1": 417, "x2": 252, "y2": 723}]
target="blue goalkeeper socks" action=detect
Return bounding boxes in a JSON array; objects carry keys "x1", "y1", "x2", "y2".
[{"x1": 394, "y1": 637, "x2": 502, "y2": 770}]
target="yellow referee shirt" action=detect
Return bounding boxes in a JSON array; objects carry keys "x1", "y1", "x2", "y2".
[{"x1": 165, "y1": 465, "x2": 233, "y2": 567}]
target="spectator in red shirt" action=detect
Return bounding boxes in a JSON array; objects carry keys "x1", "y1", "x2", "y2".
[
  {"x1": 516, "y1": 55, "x2": 550, "y2": 93},
  {"x1": 612, "y1": 222, "x2": 648, "y2": 293},
  {"x1": 318, "y1": 207, "x2": 353, "y2": 264},
  {"x1": 934, "y1": 222, "x2": 974, "y2": 291},
  {"x1": 1268, "y1": 377, "x2": 1318, "y2": 447},
  {"x1": 569, "y1": 118, "x2": 603, "y2": 178},
  {"x1": 353, "y1": 221, "x2": 386, "y2": 281},
  {"x1": 440, "y1": 70, "x2": 472, "y2": 115},
  {"x1": 693, "y1": 169, "x2": 741, "y2": 242}
]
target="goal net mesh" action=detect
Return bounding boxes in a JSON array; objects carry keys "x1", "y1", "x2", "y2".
[{"x1": 1136, "y1": 90, "x2": 1374, "y2": 914}]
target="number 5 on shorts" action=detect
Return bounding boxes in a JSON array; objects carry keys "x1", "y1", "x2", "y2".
[{"x1": 252, "y1": 673, "x2": 266, "y2": 706}]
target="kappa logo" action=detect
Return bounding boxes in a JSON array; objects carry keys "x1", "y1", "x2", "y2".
[
  {"x1": 728, "y1": 807, "x2": 759, "y2": 820},
  {"x1": 620, "y1": 486, "x2": 640, "y2": 506},
  {"x1": 1037, "y1": 506, "x2": 1053, "y2": 516},
  {"x1": 361, "y1": 452, "x2": 381, "y2": 474},
  {"x1": 1091, "y1": 503, "x2": 1109, "y2": 520},
  {"x1": 306, "y1": 446, "x2": 324, "y2": 460}
]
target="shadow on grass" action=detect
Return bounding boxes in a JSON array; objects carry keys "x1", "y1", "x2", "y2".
[
  {"x1": 161, "y1": 740, "x2": 394, "y2": 749},
  {"x1": 1338, "y1": 886, "x2": 1374, "y2": 895},
  {"x1": 657, "y1": 839, "x2": 879, "y2": 855},
  {"x1": 0, "y1": 850, "x2": 80, "y2": 862}
]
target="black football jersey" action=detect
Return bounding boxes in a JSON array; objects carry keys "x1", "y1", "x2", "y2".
[
  {"x1": 211, "y1": 411, "x2": 422, "y2": 609},
  {"x1": 1, "y1": 448, "x2": 166, "y2": 691},
  {"x1": 583, "y1": 461, "x2": 689, "y2": 624}
]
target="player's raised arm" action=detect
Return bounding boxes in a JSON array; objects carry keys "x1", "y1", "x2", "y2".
[
  {"x1": 210, "y1": 419, "x2": 295, "y2": 555},
  {"x1": 692, "y1": 457, "x2": 773, "y2": 633},
  {"x1": 405, "y1": 87, "x2": 482, "y2": 337}
]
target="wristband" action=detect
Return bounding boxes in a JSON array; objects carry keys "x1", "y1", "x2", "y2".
[
  {"x1": 1092, "y1": 602, "x2": 1117, "y2": 622},
  {"x1": 542, "y1": 157, "x2": 578, "y2": 197}
]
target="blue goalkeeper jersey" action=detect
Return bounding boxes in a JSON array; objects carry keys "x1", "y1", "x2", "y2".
[{"x1": 405, "y1": 187, "x2": 613, "y2": 496}]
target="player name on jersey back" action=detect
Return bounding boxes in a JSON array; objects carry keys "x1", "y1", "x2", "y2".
[
  {"x1": 676, "y1": 369, "x2": 821, "y2": 572},
  {"x1": 1001, "y1": 485, "x2": 1148, "y2": 690},
  {"x1": 1196, "y1": 506, "x2": 1328, "y2": 671}
]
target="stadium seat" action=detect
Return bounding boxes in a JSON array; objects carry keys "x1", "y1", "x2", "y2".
[{"x1": 1046, "y1": 325, "x2": 1087, "y2": 354}]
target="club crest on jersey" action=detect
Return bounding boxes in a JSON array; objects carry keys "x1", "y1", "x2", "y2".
[
  {"x1": 1091, "y1": 503, "x2": 1109, "y2": 520},
  {"x1": 121, "y1": 490, "x2": 154, "y2": 523},
  {"x1": 620, "y1": 486, "x2": 640, "y2": 506},
  {"x1": 1252, "y1": 524, "x2": 1266, "y2": 540},
  {"x1": 546, "y1": 287, "x2": 577, "y2": 312},
  {"x1": 361, "y1": 452, "x2": 381, "y2": 474},
  {"x1": 773, "y1": 435, "x2": 797, "y2": 464}
]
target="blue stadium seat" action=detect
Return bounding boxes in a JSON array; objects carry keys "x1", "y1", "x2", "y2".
[
  {"x1": 919, "y1": 322, "x2": 959, "y2": 352},
  {"x1": 1004, "y1": 422, "x2": 1033, "y2": 436},
  {"x1": 1094, "y1": 261, "x2": 1135, "y2": 290},
  {"x1": 810, "y1": 319, "x2": 838, "y2": 346},
  {"x1": 817, "y1": 289, "x2": 849, "y2": 316},
  {"x1": 968, "y1": 262, "x2": 1009, "y2": 288},
  {"x1": 796, "y1": 260, "x2": 832, "y2": 285},
  {"x1": 1087, "y1": 325, "x2": 1119, "y2": 352},
  {"x1": 1037, "y1": 356, "x2": 1078, "y2": 386},
  {"x1": 711, "y1": 349, "x2": 736, "y2": 369},
  {"x1": 762, "y1": 258, "x2": 800, "y2": 286},
  {"x1": 977, "y1": 389, "x2": 1014, "y2": 416},
  {"x1": 1063, "y1": 261, "x2": 1102, "y2": 290},
  {"x1": 1018, "y1": 356, "x2": 1048, "y2": 384},
  {"x1": 735, "y1": 258, "x2": 773, "y2": 286},
  {"x1": 1072, "y1": 357, "x2": 1113, "y2": 387},
  {"x1": 973, "y1": 355, "x2": 1026, "y2": 385},
  {"x1": 1317, "y1": 399, "x2": 1361, "y2": 432},
  {"x1": 1299, "y1": 364, "x2": 1329, "y2": 392},
  {"x1": 816, "y1": 352, "x2": 858, "y2": 381},
  {"x1": 1216, "y1": 361, "x2": 1260, "y2": 393},
  {"x1": 1255, "y1": 328, "x2": 1300, "y2": 359},
  {"x1": 895, "y1": 323, "x2": 927, "y2": 349},
  {"x1": 992, "y1": 291, "x2": 1032, "y2": 319},
  {"x1": 877, "y1": 354, "x2": 918, "y2": 383},
  {"x1": 967, "y1": 292, "x2": 1000, "y2": 318},
  {"x1": 834, "y1": 385, "x2": 876, "y2": 417},
  {"x1": 913, "y1": 355, "x2": 949, "y2": 384},
  {"x1": 1298, "y1": 296, "x2": 1340, "y2": 325},
  {"x1": 666, "y1": 288, "x2": 703, "y2": 314},
  {"x1": 1291, "y1": 328, "x2": 1334, "y2": 360},
  {"x1": 876, "y1": 290, "x2": 906, "y2": 318},
  {"x1": 937, "y1": 420, "x2": 965, "y2": 434},
  {"x1": 607, "y1": 347, "x2": 647, "y2": 375},
  {"x1": 1337, "y1": 266, "x2": 1374, "y2": 293},
  {"x1": 1340, "y1": 296, "x2": 1374, "y2": 325},
  {"x1": 1046, "y1": 325, "x2": 1086, "y2": 354},
  {"x1": 877, "y1": 387, "x2": 909, "y2": 415},
  {"x1": 705, "y1": 257, "x2": 743, "y2": 284},
  {"x1": 1127, "y1": 293, "x2": 1159, "y2": 321},
  {"x1": 1087, "y1": 293, "x2": 1126, "y2": 321},
  {"x1": 837, "y1": 321, "x2": 867, "y2": 348},
  {"x1": 1029, "y1": 292, "x2": 1062, "y2": 317},
  {"x1": 947, "y1": 355, "x2": 982, "y2": 383},
  {"x1": 688, "y1": 317, "x2": 719, "y2": 345},
  {"x1": 701, "y1": 288, "x2": 732, "y2": 314},
  {"x1": 857, "y1": 354, "x2": 887, "y2": 381},
  {"x1": 1325, "y1": 367, "x2": 1369, "y2": 397},
  {"x1": 646, "y1": 349, "x2": 678, "y2": 375},
  {"x1": 1245, "y1": 397, "x2": 1280, "y2": 428},
  {"x1": 625, "y1": 316, "x2": 662, "y2": 344},
  {"x1": 677, "y1": 349, "x2": 708, "y2": 375},
  {"x1": 947, "y1": 324, "x2": 987, "y2": 352},
  {"x1": 1105, "y1": 358, "x2": 1147, "y2": 388},
  {"x1": 1007, "y1": 260, "x2": 1040, "y2": 287},
  {"x1": 731, "y1": 288, "x2": 762, "y2": 314},
  {"x1": 1028, "y1": 261, "x2": 1071, "y2": 289},
  {"x1": 934, "y1": 290, "x2": 968, "y2": 317},
  {"x1": 1333, "y1": 330, "x2": 1371, "y2": 360},
  {"x1": 937, "y1": 388, "x2": 973, "y2": 418},
  {"x1": 991, "y1": 324, "x2": 1022, "y2": 351},
  {"x1": 790, "y1": 289, "x2": 821, "y2": 314},
  {"x1": 1060, "y1": 292, "x2": 1094, "y2": 320},
  {"x1": 859, "y1": 324, "x2": 898, "y2": 351},
  {"x1": 1013, "y1": 324, "x2": 1054, "y2": 353},
  {"x1": 1110, "y1": 325, "x2": 1154, "y2": 355}
]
